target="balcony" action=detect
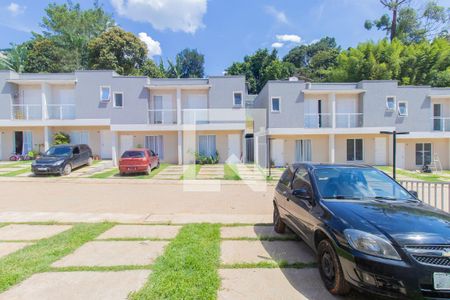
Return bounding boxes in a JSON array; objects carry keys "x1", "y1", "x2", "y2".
[
  {"x1": 11, "y1": 104, "x2": 42, "y2": 120},
  {"x1": 335, "y1": 113, "x2": 363, "y2": 128},
  {"x1": 148, "y1": 109, "x2": 177, "y2": 124},
  {"x1": 47, "y1": 104, "x2": 76, "y2": 120},
  {"x1": 304, "y1": 113, "x2": 332, "y2": 128},
  {"x1": 432, "y1": 117, "x2": 450, "y2": 131},
  {"x1": 182, "y1": 109, "x2": 209, "y2": 124}
]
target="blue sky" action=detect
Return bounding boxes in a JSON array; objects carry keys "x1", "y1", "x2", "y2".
[{"x1": 1, "y1": 0, "x2": 449, "y2": 75}]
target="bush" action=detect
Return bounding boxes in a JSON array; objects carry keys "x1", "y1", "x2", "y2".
[
  {"x1": 53, "y1": 132, "x2": 70, "y2": 145},
  {"x1": 195, "y1": 151, "x2": 219, "y2": 165}
]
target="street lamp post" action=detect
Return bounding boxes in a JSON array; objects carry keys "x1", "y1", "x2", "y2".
[{"x1": 380, "y1": 130, "x2": 409, "y2": 180}]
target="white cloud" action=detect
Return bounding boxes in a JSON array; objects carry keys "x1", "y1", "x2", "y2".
[
  {"x1": 111, "y1": 0, "x2": 207, "y2": 33},
  {"x1": 138, "y1": 32, "x2": 162, "y2": 57},
  {"x1": 271, "y1": 42, "x2": 284, "y2": 48},
  {"x1": 276, "y1": 34, "x2": 301, "y2": 43},
  {"x1": 7, "y1": 2, "x2": 25, "y2": 16},
  {"x1": 264, "y1": 5, "x2": 288, "y2": 24}
]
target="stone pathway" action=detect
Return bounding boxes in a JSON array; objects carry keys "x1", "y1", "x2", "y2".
[
  {"x1": 196, "y1": 165, "x2": 224, "y2": 179},
  {"x1": 0, "y1": 224, "x2": 72, "y2": 240},
  {"x1": 0, "y1": 242, "x2": 31, "y2": 258},
  {"x1": 0, "y1": 162, "x2": 32, "y2": 177},
  {"x1": 67, "y1": 160, "x2": 113, "y2": 178},
  {"x1": 234, "y1": 164, "x2": 266, "y2": 180},
  {"x1": 97, "y1": 224, "x2": 181, "y2": 240},
  {"x1": 221, "y1": 225, "x2": 295, "y2": 239},
  {"x1": 152, "y1": 165, "x2": 185, "y2": 180}
]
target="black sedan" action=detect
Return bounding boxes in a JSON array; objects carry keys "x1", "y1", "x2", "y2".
[
  {"x1": 32, "y1": 144, "x2": 93, "y2": 176},
  {"x1": 273, "y1": 163, "x2": 450, "y2": 299}
]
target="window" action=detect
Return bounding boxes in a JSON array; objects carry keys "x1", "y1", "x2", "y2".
[
  {"x1": 398, "y1": 101, "x2": 408, "y2": 116},
  {"x1": 100, "y1": 86, "x2": 111, "y2": 102},
  {"x1": 233, "y1": 92, "x2": 243, "y2": 107},
  {"x1": 386, "y1": 96, "x2": 396, "y2": 111},
  {"x1": 295, "y1": 140, "x2": 312, "y2": 162},
  {"x1": 113, "y1": 92, "x2": 123, "y2": 108},
  {"x1": 291, "y1": 168, "x2": 312, "y2": 195},
  {"x1": 145, "y1": 136, "x2": 164, "y2": 159},
  {"x1": 347, "y1": 139, "x2": 363, "y2": 161},
  {"x1": 70, "y1": 131, "x2": 89, "y2": 145},
  {"x1": 271, "y1": 97, "x2": 280, "y2": 112},
  {"x1": 198, "y1": 135, "x2": 216, "y2": 157},
  {"x1": 416, "y1": 143, "x2": 432, "y2": 166},
  {"x1": 279, "y1": 167, "x2": 294, "y2": 188}
]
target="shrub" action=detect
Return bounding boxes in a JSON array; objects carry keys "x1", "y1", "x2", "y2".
[
  {"x1": 53, "y1": 132, "x2": 70, "y2": 145},
  {"x1": 195, "y1": 151, "x2": 219, "y2": 165}
]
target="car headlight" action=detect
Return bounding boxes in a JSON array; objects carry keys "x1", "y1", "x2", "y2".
[
  {"x1": 31, "y1": 161, "x2": 37, "y2": 166},
  {"x1": 52, "y1": 160, "x2": 65, "y2": 166},
  {"x1": 344, "y1": 229, "x2": 401, "y2": 260}
]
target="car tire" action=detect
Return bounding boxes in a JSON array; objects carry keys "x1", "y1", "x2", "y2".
[
  {"x1": 62, "y1": 164, "x2": 72, "y2": 176},
  {"x1": 87, "y1": 157, "x2": 93, "y2": 166},
  {"x1": 317, "y1": 239, "x2": 351, "y2": 296},
  {"x1": 273, "y1": 204, "x2": 286, "y2": 234}
]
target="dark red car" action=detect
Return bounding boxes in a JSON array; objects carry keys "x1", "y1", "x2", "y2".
[{"x1": 119, "y1": 148, "x2": 160, "y2": 176}]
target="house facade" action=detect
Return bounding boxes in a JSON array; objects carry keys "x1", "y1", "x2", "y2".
[
  {"x1": 252, "y1": 79, "x2": 450, "y2": 170},
  {"x1": 0, "y1": 70, "x2": 247, "y2": 165}
]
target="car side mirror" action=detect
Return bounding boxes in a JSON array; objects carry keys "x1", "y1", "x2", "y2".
[
  {"x1": 292, "y1": 188, "x2": 312, "y2": 202},
  {"x1": 409, "y1": 190, "x2": 418, "y2": 199}
]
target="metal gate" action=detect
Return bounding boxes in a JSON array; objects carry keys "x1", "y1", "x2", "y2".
[{"x1": 246, "y1": 137, "x2": 254, "y2": 163}]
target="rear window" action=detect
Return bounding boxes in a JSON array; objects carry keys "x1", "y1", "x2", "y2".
[{"x1": 121, "y1": 151, "x2": 145, "y2": 158}]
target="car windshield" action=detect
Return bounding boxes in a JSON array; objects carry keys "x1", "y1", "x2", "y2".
[
  {"x1": 45, "y1": 146, "x2": 72, "y2": 157},
  {"x1": 313, "y1": 167, "x2": 414, "y2": 201},
  {"x1": 121, "y1": 151, "x2": 145, "y2": 158}
]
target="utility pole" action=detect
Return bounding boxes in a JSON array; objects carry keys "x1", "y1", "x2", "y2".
[{"x1": 380, "y1": 130, "x2": 409, "y2": 180}]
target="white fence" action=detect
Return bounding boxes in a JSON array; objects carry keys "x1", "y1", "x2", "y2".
[{"x1": 400, "y1": 180, "x2": 450, "y2": 213}]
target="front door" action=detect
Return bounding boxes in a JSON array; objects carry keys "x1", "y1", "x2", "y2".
[
  {"x1": 396, "y1": 143, "x2": 406, "y2": 169},
  {"x1": 374, "y1": 137, "x2": 387, "y2": 165},
  {"x1": 120, "y1": 135, "x2": 134, "y2": 157},
  {"x1": 227, "y1": 134, "x2": 241, "y2": 163},
  {"x1": 100, "y1": 130, "x2": 112, "y2": 159},
  {"x1": 271, "y1": 139, "x2": 284, "y2": 167}
]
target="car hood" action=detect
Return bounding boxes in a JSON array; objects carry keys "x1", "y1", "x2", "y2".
[
  {"x1": 323, "y1": 200, "x2": 450, "y2": 246},
  {"x1": 35, "y1": 156, "x2": 66, "y2": 164}
]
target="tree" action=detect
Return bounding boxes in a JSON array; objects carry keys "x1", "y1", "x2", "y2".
[
  {"x1": 0, "y1": 44, "x2": 27, "y2": 73},
  {"x1": 140, "y1": 59, "x2": 165, "y2": 78},
  {"x1": 24, "y1": 37, "x2": 71, "y2": 73},
  {"x1": 226, "y1": 49, "x2": 295, "y2": 94},
  {"x1": 283, "y1": 37, "x2": 340, "y2": 81},
  {"x1": 175, "y1": 48, "x2": 205, "y2": 78},
  {"x1": 87, "y1": 27, "x2": 147, "y2": 75},
  {"x1": 39, "y1": 0, "x2": 113, "y2": 70},
  {"x1": 365, "y1": 0, "x2": 449, "y2": 43}
]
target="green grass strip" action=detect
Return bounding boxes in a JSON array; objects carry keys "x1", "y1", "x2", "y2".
[
  {"x1": 221, "y1": 261, "x2": 317, "y2": 269},
  {"x1": 375, "y1": 166, "x2": 447, "y2": 182},
  {"x1": 180, "y1": 164, "x2": 201, "y2": 180},
  {"x1": 89, "y1": 168, "x2": 118, "y2": 179},
  {"x1": 0, "y1": 161, "x2": 31, "y2": 169},
  {"x1": 0, "y1": 222, "x2": 113, "y2": 293},
  {"x1": 135, "y1": 163, "x2": 170, "y2": 179},
  {"x1": 223, "y1": 164, "x2": 241, "y2": 180},
  {"x1": 0, "y1": 167, "x2": 31, "y2": 177},
  {"x1": 130, "y1": 223, "x2": 221, "y2": 300}
]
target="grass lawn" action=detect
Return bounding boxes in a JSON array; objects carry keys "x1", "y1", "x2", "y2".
[
  {"x1": 130, "y1": 223, "x2": 221, "y2": 300},
  {"x1": 0, "y1": 167, "x2": 31, "y2": 177},
  {"x1": 89, "y1": 168, "x2": 119, "y2": 179},
  {"x1": 180, "y1": 164, "x2": 201, "y2": 180},
  {"x1": 134, "y1": 163, "x2": 170, "y2": 179},
  {"x1": 223, "y1": 164, "x2": 241, "y2": 180},
  {"x1": 0, "y1": 161, "x2": 32, "y2": 169},
  {"x1": 375, "y1": 166, "x2": 448, "y2": 182},
  {"x1": 0, "y1": 222, "x2": 113, "y2": 293}
]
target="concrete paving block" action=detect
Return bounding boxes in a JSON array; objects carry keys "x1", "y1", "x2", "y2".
[
  {"x1": 97, "y1": 225, "x2": 181, "y2": 239},
  {"x1": 52, "y1": 241, "x2": 168, "y2": 267},
  {"x1": 0, "y1": 270, "x2": 151, "y2": 300},
  {"x1": 219, "y1": 268, "x2": 341, "y2": 300},
  {"x1": 0, "y1": 242, "x2": 31, "y2": 258},
  {"x1": 220, "y1": 240, "x2": 315, "y2": 264},
  {"x1": 221, "y1": 226, "x2": 295, "y2": 239},
  {"x1": 0, "y1": 225, "x2": 72, "y2": 241}
]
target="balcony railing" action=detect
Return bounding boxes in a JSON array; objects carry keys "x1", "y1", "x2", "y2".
[
  {"x1": 336, "y1": 113, "x2": 363, "y2": 128},
  {"x1": 182, "y1": 109, "x2": 209, "y2": 124},
  {"x1": 148, "y1": 109, "x2": 177, "y2": 124},
  {"x1": 304, "y1": 113, "x2": 332, "y2": 128},
  {"x1": 432, "y1": 117, "x2": 450, "y2": 131},
  {"x1": 47, "y1": 104, "x2": 76, "y2": 120},
  {"x1": 11, "y1": 104, "x2": 42, "y2": 120}
]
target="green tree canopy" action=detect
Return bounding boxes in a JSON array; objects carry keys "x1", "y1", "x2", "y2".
[
  {"x1": 0, "y1": 44, "x2": 27, "y2": 73},
  {"x1": 87, "y1": 27, "x2": 147, "y2": 75},
  {"x1": 226, "y1": 49, "x2": 295, "y2": 93},
  {"x1": 24, "y1": 37, "x2": 70, "y2": 73},
  {"x1": 140, "y1": 59, "x2": 165, "y2": 78},
  {"x1": 167, "y1": 48, "x2": 205, "y2": 78}
]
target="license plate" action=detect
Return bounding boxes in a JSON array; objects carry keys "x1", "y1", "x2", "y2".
[
  {"x1": 37, "y1": 168, "x2": 47, "y2": 171},
  {"x1": 434, "y1": 272, "x2": 450, "y2": 290},
  {"x1": 128, "y1": 167, "x2": 136, "y2": 171}
]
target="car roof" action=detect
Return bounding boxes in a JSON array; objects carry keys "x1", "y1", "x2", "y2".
[
  {"x1": 290, "y1": 163, "x2": 373, "y2": 170},
  {"x1": 124, "y1": 148, "x2": 148, "y2": 152},
  {"x1": 51, "y1": 144, "x2": 87, "y2": 148}
]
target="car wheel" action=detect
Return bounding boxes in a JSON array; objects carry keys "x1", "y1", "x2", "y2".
[
  {"x1": 273, "y1": 204, "x2": 286, "y2": 234},
  {"x1": 62, "y1": 164, "x2": 72, "y2": 176},
  {"x1": 87, "y1": 157, "x2": 93, "y2": 166},
  {"x1": 317, "y1": 239, "x2": 351, "y2": 296}
]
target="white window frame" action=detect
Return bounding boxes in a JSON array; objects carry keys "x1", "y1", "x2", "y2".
[
  {"x1": 113, "y1": 92, "x2": 124, "y2": 108},
  {"x1": 271, "y1": 97, "x2": 281, "y2": 113},
  {"x1": 100, "y1": 86, "x2": 111, "y2": 102},
  {"x1": 346, "y1": 138, "x2": 364, "y2": 162},
  {"x1": 386, "y1": 96, "x2": 396, "y2": 111},
  {"x1": 398, "y1": 101, "x2": 408, "y2": 116},
  {"x1": 233, "y1": 91, "x2": 243, "y2": 107}
]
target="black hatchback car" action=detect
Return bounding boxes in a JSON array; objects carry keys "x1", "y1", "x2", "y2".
[
  {"x1": 273, "y1": 163, "x2": 450, "y2": 299},
  {"x1": 32, "y1": 144, "x2": 93, "y2": 176}
]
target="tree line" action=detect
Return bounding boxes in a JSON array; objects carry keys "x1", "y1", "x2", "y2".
[{"x1": 1, "y1": 0, "x2": 449, "y2": 93}]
